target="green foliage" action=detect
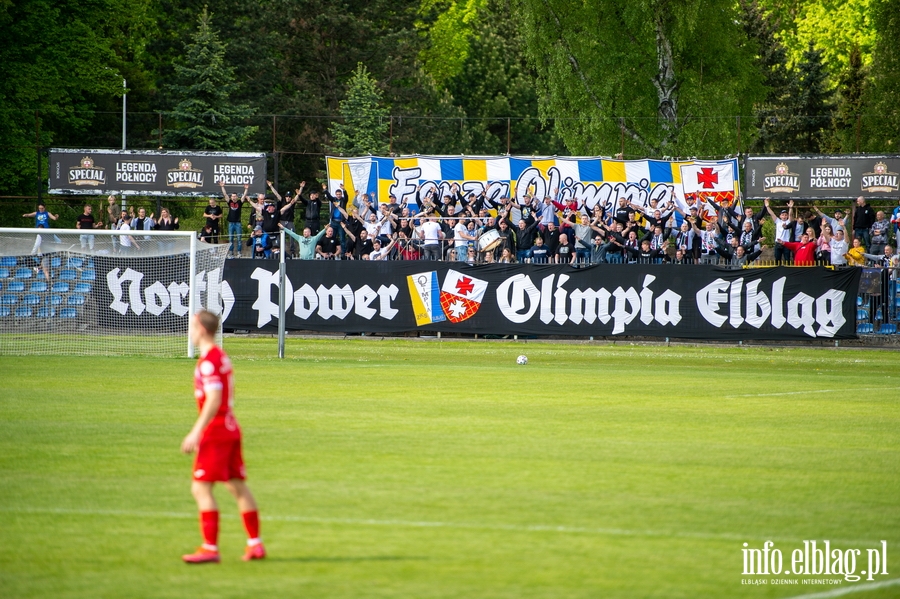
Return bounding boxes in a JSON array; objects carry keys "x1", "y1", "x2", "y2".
[
  {"x1": 786, "y1": 42, "x2": 835, "y2": 153},
  {"x1": 328, "y1": 63, "x2": 390, "y2": 156},
  {"x1": 0, "y1": 0, "x2": 134, "y2": 202},
  {"x1": 758, "y1": 0, "x2": 876, "y2": 75},
  {"x1": 862, "y1": 0, "x2": 900, "y2": 151},
  {"x1": 161, "y1": 7, "x2": 258, "y2": 151},
  {"x1": 445, "y1": 0, "x2": 565, "y2": 155},
  {"x1": 829, "y1": 45, "x2": 867, "y2": 152},
  {"x1": 514, "y1": 0, "x2": 765, "y2": 157},
  {"x1": 418, "y1": 0, "x2": 487, "y2": 85}
]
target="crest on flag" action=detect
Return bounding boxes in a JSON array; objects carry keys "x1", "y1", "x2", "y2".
[
  {"x1": 679, "y1": 161, "x2": 740, "y2": 221},
  {"x1": 407, "y1": 271, "x2": 446, "y2": 326},
  {"x1": 439, "y1": 270, "x2": 488, "y2": 323}
]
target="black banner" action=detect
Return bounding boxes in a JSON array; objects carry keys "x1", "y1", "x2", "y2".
[
  {"x1": 48, "y1": 149, "x2": 267, "y2": 196},
  {"x1": 745, "y1": 155, "x2": 900, "y2": 200},
  {"x1": 221, "y1": 262, "x2": 861, "y2": 340}
]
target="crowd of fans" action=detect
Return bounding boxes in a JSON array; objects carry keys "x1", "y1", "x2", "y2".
[{"x1": 21, "y1": 183, "x2": 900, "y2": 273}]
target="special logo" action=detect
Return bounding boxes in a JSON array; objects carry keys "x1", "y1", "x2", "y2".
[
  {"x1": 68, "y1": 156, "x2": 106, "y2": 187},
  {"x1": 763, "y1": 162, "x2": 800, "y2": 194},
  {"x1": 861, "y1": 162, "x2": 899, "y2": 193},
  {"x1": 167, "y1": 158, "x2": 204, "y2": 189}
]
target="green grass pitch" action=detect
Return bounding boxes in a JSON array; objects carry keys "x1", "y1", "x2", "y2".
[{"x1": 1, "y1": 339, "x2": 899, "y2": 598}]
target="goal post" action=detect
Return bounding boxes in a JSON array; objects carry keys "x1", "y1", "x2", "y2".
[{"x1": 0, "y1": 227, "x2": 228, "y2": 357}]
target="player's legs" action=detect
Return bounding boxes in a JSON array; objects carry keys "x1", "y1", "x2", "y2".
[
  {"x1": 225, "y1": 478, "x2": 266, "y2": 560},
  {"x1": 183, "y1": 481, "x2": 221, "y2": 563}
]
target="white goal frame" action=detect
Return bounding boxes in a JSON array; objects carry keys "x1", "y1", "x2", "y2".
[{"x1": 0, "y1": 227, "x2": 227, "y2": 357}]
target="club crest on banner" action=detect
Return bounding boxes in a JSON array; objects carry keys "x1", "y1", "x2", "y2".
[
  {"x1": 407, "y1": 269, "x2": 487, "y2": 325},
  {"x1": 439, "y1": 270, "x2": 488, "y2": 323}
]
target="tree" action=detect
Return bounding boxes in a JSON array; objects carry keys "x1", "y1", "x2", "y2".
[
  {"x1": 328, "y1": 63, "x2": 391, "y2": 156},
  {"x1": 161, "y1": 7, "x2": 257, "y2": 151},
  {"x1": 445, "y1": 0, "x2": 565, "y2": 155},
  {"x1": 862, "y1": 0, "x2": 900, "y2": 151},
  {"x1": 829, "y1": 45, "x2": 867, "y2": 152},
  {"x1": 784, "y1": 42, "x2": 834, "y2": 153},
  {"x1": 741, "y1": 0, "x2": 794, "y2": 153},
  {"x1": 514, "y1": 0, "x2": 765, "y2": 157}
]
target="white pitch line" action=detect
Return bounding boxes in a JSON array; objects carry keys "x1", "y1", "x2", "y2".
[
  {"x1": 786, "y1": 577, "x2": 900, "y2": 599},
  {"x1": 0, "y1": 506, "x2": 889, "y2": 547},
  {"x1": 729, "y1": 387, "x2": 900, "y2": 398}
]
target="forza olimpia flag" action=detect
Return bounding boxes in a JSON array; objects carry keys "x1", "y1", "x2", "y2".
[{"x1": 326, "y1": 156, "x2": 741, "y2": 217}]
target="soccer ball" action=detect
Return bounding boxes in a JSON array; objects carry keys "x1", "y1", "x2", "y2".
[{"x1": 516, "y1": 355, "x2": 528, "y2": 365}]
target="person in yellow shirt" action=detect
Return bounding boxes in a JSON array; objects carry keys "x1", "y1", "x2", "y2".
[{"x1": 844, "y1": 237, "x2": 867, "y2": 266}]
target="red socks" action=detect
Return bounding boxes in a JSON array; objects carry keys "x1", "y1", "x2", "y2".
[
  {"x1": 200, "y1": 511, "x2": 219, "y2": 548},
  {"x1": 242, "y1": 510, "x2": 260, "y2": 541}
]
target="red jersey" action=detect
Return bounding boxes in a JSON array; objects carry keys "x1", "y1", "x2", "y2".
[
  {"x1": 194, "y1": 346, "x2": 240, "y2": 442},
  {"x1": 783, "y1": 241, "x2": 817, "y2": 266}
]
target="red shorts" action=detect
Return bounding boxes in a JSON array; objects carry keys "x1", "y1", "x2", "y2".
[{"x1": 193, "y1": 437, "x2": 246, "y2": 482}]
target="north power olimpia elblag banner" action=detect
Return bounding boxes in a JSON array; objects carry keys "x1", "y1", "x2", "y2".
[
  {"x1": 220, "y1": 262, "x2": 861, "y2": 341},
  {"x1": 48, "y1": 149, "x2": 267, "y2": 196}
]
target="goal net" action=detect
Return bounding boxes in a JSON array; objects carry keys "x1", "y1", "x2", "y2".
[{"x1": 0, "y1": 228, "x2": 228, "y2": 357}]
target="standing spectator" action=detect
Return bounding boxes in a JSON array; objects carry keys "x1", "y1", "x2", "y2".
[
  {"x1": 845, "y1": 237, "x2": 866, "y2": 266},
  {"x1": 22, "y1": 202, "x2": 59, "y2": 256},
  {"x1": 131, "y1": 207, "x2": 156, "y2": 241},
  {"x1": 219, "y1": 180, "x2": 248, "y2": 258},
  {"x1": 154, "y1": 208, "x2": 179, "y2": 254},
  {"x1": 852, "y1": 196, "x2": 876, "y2": 250},
  {"x1": 23, "y1": 202, "x2": 58, "y2": 229},
  {"x1": 823, "y1": 227, "x2": 848, "y2": 267},
  {"x1": 267, "y1": 180, "x2": 300, "y2": 257},
  {"x1": 814, "y1": 205, "x2": 845, "y2": 232},
  {"x1": 418, "y1": 215, "x2": 443, "y2": 260},
  {"x1": 340, "y1": 223, "x2": 374, "y2": 259},
  {"x1": 869, "y1": 211, "x2": 890, "y2": 256},
  {"x1": 890, "y1": 198, "x2": 900, "y2": 239},
  {"x1": 764, "y1": 198, "x2": 796, "y2": 264},
  {"x1": 530, "y1": 236, "x2": 550, "y2": 264},
  {"x1": 453, "y1": 217, "x2": 476, "y2": 261},
  {"x1": 247, "y1": 226, "x2": 273, "y2": 259},
  {"x1": 315, "y1": 226, "x2": 342, "y2": 260},
  {"x1": 76, "y1": 204, "x2": 103, "y2": 250},
  {"x1": 369, "y1": 237, "x2": 397, "y2": 261},
  {"x1": 297, "y1": 182, "x2": 323, "y2": 234},
  {"x1": 778, "y1": 234, "x2": 817, "y2": 265},
  {"x1": 279, "y1": 225, "x2": 326, "y2": 260},
  {"x1": 118, "y1": 214, "x2": 140, "y2": 254},
  {"x1": 555, "y1": 233, "x2": 576, "y2": 264},
  {"x1": 203, "y1": 198, "x2": 223, "y2": 243}
]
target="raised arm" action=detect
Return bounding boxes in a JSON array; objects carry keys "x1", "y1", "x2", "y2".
[{"x1": 266, "y1": 180, "x2": 282, "y2": 202}]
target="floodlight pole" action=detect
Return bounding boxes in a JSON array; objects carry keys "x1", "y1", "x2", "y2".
[
  {"x1": 278, "y1": 229, "x2": 286, "y2": 359},
  {"x1": 122, "y1": 79, "x2": 127, "y2": 150}
]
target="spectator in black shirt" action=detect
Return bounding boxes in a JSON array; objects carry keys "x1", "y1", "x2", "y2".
[
  {"x1": 203, "y1": 198, "x2": 223, "y2": 243},
  {"x1": 316, "y1": 226, "x2": 341, "y2": 259},
  {"x1": 298, "y1": 182, "x2": 323, "y2": 234},
  {"x1": 555, "y1": 233, "x2": 576, "y2": 264},
  {"x1": 76, "y1": 204, "x2": 103, "y2": 250},
  {"x1": 218, "y1": 180, "x2": 247, "y2": 258},
  {"x1": 340, "y1": 223, "x2": 374, "y2": 259}
]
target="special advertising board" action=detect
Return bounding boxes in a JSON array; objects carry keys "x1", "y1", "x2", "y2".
[
  {"x1": 745, "y1": 155, "x2": 900, "y2": 200},
  {"x1": 48, "y1": 149, "x2": 267, "y2": 196}
]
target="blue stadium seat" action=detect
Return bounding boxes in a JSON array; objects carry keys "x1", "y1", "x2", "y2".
[
  {"x1": 48, "y1": 294, "x2": 63, "y2": 306},
  {"x1": 14, "y1": 306, "x2": 32, "y2": 318},
  {"x1": 37, "y1": 307, "x2": 54, "y2": 318},
  {"x1": 51, "y1": 282, "x2": 69, "y2": 293},
  {"x1": 0, "y1": 257, "x2": 16, "y2": 268},
  {"x1": 857, "y1": 296, "x2": 863, "y2": 306},
  {"x1": 6, "y1": 281, "x2": 24, "y2": 293},
  {"x1": 28, "y1": 280, "x2": 48, "y2": 293},
  {"x1": 85, "y1": 259, "x2": 95, "y2": 269},
  {"x1": 60, "y1": 307, "x2": 77, "y2": 318},
  {"x1": 67, "y1": 295, "x2": 85, "y2": 306},
  {"x1": 67, "y1": 257, "x2": 84, "y2": 268},
  {"x1": 14, "y1": 267, "x2": 33, "y2": 279},
  {"x1": 74, "y1": 282, "x2": 91, "y2": 294},
  {"x1": 0, "y1": 306, "x2": 9, "y2": 317},
  {"x1": 878, "y1": 323, "x2": 898, "y2": 335},
  {"x1": 1, "y1": 294, "x2": 17, "y2": 305},
  {"x1": 857, "y1": 309, "x2": 869, "y2": 321},
  {"x1": 876, "y1": 309, "x2": 883, "y2": 321},
  {"x1": 0, "y1": 268, "x2": 9, "y2": 279},
  {"x1": 857, "y1": 323, "x2": 874, "y2": 334},
  {"x1": 58, "y1": 269, "x2": 77, "y2": 281},
  {"x1": 81, "y1": 269, "x2": 96, "y2": 281},
  {"x1": 50, "y1": 256, "x2": 62, "y2": 268},
  {"x1": 21, "y1": 294, "x2": 40, "y2": 306}
]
